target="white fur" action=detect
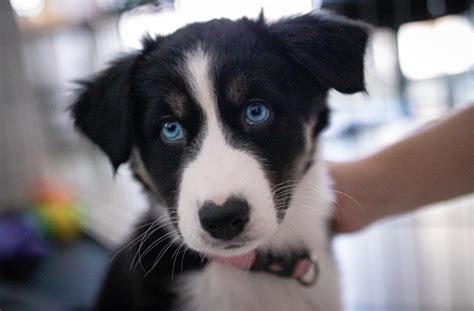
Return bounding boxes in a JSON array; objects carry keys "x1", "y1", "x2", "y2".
[
  {"x1": 177, "y1": 47, "x2": 278, "y2": 256},
  {"x1": 178, "y1": 158, "x2": 340, "y2": 311}
]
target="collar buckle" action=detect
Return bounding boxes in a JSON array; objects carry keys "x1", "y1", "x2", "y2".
[{"x1": 251, "y1": 251, "x2": 319, "y2": 287}]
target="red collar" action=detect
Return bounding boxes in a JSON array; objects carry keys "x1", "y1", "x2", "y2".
[{"x1": 212, "y1": 250, "x2": 319, "y2": 287}]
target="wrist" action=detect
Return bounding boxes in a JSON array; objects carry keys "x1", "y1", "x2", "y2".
[
  {"x1": 354, "y1": 157, "x2": 392, "y2": 223},
  {"x1": 329, "y1": 158, "x2": 390, "y2": 232}
]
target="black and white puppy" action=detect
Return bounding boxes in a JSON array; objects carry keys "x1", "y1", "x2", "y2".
[{"x1": 72, "y1": 11, "x2": 369, "y2": 311}]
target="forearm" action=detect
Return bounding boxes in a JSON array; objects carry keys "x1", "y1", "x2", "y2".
[{"x1": 331, "y1": 105, "x2": 474, "y2": 232}]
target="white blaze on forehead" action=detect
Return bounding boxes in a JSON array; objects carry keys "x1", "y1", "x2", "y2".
[
  {"x1": 182, "y1": 47, "x2": 218, "y2": 124},
  {"x1": 177, "y1": 47, "x2": 277, "y2": 254}
]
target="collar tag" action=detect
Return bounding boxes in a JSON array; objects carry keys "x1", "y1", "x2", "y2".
[{"x1": 294, "y1": 257, "x2": 319, "y2": 287}]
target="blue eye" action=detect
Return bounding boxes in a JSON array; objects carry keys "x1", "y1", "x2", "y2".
[
  {"x1": 161, "y1": 120, "x2": 184, "y2": 142},
  {"x1": 245, "y1": 100, "x2": 270, "y2": 126}
]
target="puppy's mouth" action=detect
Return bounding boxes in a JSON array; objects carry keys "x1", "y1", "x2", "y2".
[
  {"x1": 199, "y1": 238, "x2": 259, "y2": 269},
  {"x1": 203, "y1": 238, "x2": 260, "y2": 256},
  {"x1": 224, "y1": 243, "x2": 246, "y2": 249}
]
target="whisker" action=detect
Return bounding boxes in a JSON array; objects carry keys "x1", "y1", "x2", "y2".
[
  {"x1": 133, "y1": 230, "x2": 177, "y2": 271},
  {"x1": 145, "y1": 236, "x2": 181, "y2": 277},
  {"x1": 171, "y1": 242, "x2": 186, "y2": 281},
  {"x1": 180, "y1": 246, "x2": 189, "y2": 273},
  {"x1": 131, "y1": 215, "x2": 182, "y2": 270}
]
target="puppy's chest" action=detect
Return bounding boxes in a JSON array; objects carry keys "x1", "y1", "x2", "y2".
[{"x1": 176, "y1": 263, "x2": 328, "y2": 311}]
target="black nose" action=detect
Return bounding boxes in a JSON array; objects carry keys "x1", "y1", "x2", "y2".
[{"x1": 199, "y1": 197, "x2": 250, "y2": 240}]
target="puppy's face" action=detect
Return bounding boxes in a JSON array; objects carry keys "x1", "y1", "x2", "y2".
[
  {"x1": 135, "y1": 44, "x2": 321, "y2": 255},
  {"x1": 73, "y1": 13, "x2": 369, "y2": 257}
]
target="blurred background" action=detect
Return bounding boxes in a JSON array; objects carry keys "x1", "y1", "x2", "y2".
[{"x1": 0, "y1": 0, "x2": 473, "y2": 310}]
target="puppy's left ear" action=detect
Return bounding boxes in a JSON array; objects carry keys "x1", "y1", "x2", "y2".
[{"x1": 270, "y1": 12, "x2": 371, "y2": 94}]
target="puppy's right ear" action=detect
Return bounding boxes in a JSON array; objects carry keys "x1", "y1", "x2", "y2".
[{"x1": 72, "y1": 54, "x2": 138, "y2": 170}]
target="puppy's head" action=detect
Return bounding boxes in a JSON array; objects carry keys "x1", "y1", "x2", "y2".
[{"x1": 72, "y1": 12, "x2": 369, "y2": 257}]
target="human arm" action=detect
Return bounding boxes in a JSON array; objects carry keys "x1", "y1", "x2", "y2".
[{"x1": 330, "y1": 105, "x2": 474, "y2": 233}]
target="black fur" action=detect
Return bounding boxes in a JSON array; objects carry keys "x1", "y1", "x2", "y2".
[
  {"x1": 72, "y1": 54, "x2": 139, "y2": 170},
  {"x1": 96, "y1": 217, "x2": 205, "y2": 310},
  {"x1": 270, "y1": 13, "x2": 369, "y2": 93}
]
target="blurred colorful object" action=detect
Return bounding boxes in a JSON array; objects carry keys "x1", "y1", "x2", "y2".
[
  {"x1": 32, "y1": 180, "x2": 84, "y2": 243},
  {"x1": 0, "y1": 180, "x2": 85, "y2": 278}
]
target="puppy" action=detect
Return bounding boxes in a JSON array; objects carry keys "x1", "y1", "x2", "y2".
[{"x1": 72, "y1": 11, "x2": 369, "y2": 311}]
